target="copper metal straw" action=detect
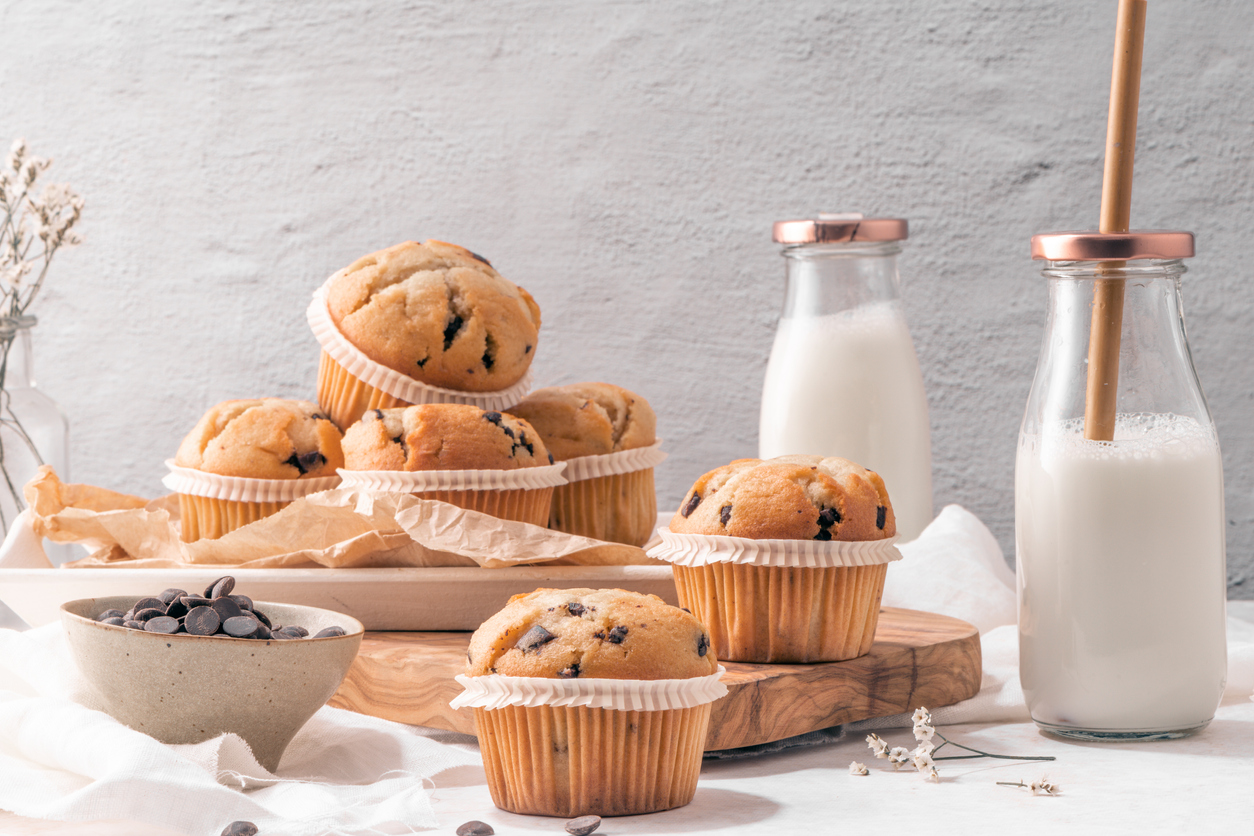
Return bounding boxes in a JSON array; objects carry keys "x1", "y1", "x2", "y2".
[{"x1": 1085, "y1": 0, "x2": 1148, "y2": 441}]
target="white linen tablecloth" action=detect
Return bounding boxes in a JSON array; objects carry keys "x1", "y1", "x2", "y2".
[{"x1": 1, "y1": 504, "x2": 1252, "y2": 835}]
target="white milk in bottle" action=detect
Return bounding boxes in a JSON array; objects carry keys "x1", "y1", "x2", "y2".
[
  {"x1": 760, "y1": 216, "x2": 933, "y2": 541},
  {"x1": 1017, "y1": 231, "x2": 1226, "y2": 739}
]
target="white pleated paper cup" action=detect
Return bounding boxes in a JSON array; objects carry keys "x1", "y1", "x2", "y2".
[
  {"x1": 162, "y1": 461, "x2": 340, "y2": 543},
  {"x1": 548, "y1": 441, "x2": 667, "y2": 547},
  {"x1": 452, "y1": 669, "x2": 725, "y2": 817},
  {"x1": 336, "y1": 462, "x2": 567, "y2": 526},
  {"x1": 649, "y1": 529, "x2": 901, "y2": 664},
  {"x1": 307, "y1": 279, "x2": 533, "y2": 430}
]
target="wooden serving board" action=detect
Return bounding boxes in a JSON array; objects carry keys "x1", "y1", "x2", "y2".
[{"x1": 329, "y1": 607, "x2": 981, "y2": 751}]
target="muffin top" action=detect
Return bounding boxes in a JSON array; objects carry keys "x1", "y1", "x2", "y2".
[
  {"x1": 174, "y1": 399, "x2": 344, "y2": 479},
  {"x1": 341, "y1": 403, "x2": 552, "y2": 471},
  {"x1": 324, "y1": 240, "x2": 541, "y2": 392},
  {"x1": 508, "y1": 382, "x2": 656, "y2": 461},
  {"x1": 668, "y1": 455, "x2": 895, "y2": 541},
  {"x1": 466, "y1": 588, "x2": 716, "y2": 680}
]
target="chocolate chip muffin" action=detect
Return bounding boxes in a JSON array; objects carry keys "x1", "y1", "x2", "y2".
[
  {"x1": 668, "y1": 455, "x2": 895, "y2": 542},
  {"x1": 326, "y1": 239, "x2": 540, "y2": 389},
  {"x1": 654, "y1": 455, "x2": 902, "y2": 664},
  {"x1": 466, "y1": 587, "x2": 715, "y2": 680},
  {"x1": 168, "y1": 399, "x2": 345, "y2": 542},
  {"x1": 509, "y1": 384, "x2": 661, "y2": 546},
  {"x1": 338, "y1": 404, "x2": 561, "y2": 526},
  {"x1": 458, "y1": 588, "x2": 723, "y2": 817}
]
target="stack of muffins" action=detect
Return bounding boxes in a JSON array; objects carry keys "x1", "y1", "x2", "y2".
[{"x1": 166, "y1": 239, "x2": 664, "y2": 546}]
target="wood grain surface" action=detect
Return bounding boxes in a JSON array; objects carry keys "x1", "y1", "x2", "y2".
[{"x1": 329, "y1": 607, "x2": 982, "y2": 751}]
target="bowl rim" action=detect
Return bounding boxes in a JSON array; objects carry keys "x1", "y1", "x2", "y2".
[{"x1": 60, "y1": 595, "x2": 365, "y2": 642}]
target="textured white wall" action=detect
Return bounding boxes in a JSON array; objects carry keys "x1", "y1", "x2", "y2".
[{"x1": 2, "y1": 1, "x2": 1252, "y2": 594}]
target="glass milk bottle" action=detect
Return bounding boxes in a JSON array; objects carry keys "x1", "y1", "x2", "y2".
[
  {"x1": 759, "y1": 214, "x2": 933, "y2": 541},
  {"x1": 1016, "y1": 231, "x2": 1227, "y2": 740}
]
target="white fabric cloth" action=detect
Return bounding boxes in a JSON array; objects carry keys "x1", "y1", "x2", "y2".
[{"x1": 0, "y1": 624, "x2": 480, "y2": 835}]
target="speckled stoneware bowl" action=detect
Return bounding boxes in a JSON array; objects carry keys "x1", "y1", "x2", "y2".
[{"x1": 61, "y1": 596, "x2": 364, "y2": 772}]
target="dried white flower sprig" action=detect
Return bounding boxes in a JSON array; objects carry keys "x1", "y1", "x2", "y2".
[
  {"x1": 863, "y1": 707, "x2": 1054, "y2": 783},
  {"x1": 997, "y1": 778, "x2": 1061, "y2": 796},
  {"x1": 849, "y1": 762, "x2": 868, "y2": 776},
  {"x1": 0, "y1": 138, "x2": 83, "y2": 318}
]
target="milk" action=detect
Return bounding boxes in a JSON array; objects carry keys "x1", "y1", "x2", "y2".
[
  {"x1": 759, "y1": 300, "x2": 933, "y2": 541},
  {"x1": 1016, "y1": 413, "x2": 1227, "y2": 735}
]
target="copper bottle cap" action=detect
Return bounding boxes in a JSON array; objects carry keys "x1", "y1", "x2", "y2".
[
  {"x1": 1030, "y1": 230, "x2": 1194, "y2": 261},
  {"x1": 774, "y1": 213, "x2": 908, "y2": 244}
]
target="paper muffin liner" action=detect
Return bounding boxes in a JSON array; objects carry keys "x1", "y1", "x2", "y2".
[
  {"x1": 559, "y1": 440, "x2": 667, "y2": 482},
  {"x1": 162, "y1": 461, "x2": 341, "y2": 502},
  {"x1": 177, "y1": 495, "x2": 289, "y2": 542},
  {"x1": 647, "y1": 527, "x2": 902, "y2": 567},
  {"x1": 454, "y1": 670, "x2": 724, "y2": 817},
  {"x1": 338, "y1": 464, "x2": 565, "y2": 526},
  {"x1": 549, "y1": 468, "x2": 658, "y2": 547},
  {"x1": 307, "y1": 280, "x2": 533, "y2": 430}
]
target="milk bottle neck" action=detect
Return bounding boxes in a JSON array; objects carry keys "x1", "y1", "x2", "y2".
[
  {"x1": 779, "y1": 241, "x2": 903, "y2": 318},
  {"x1": 1023, "y1": 258, "x2": 1213, "y2": 435}
]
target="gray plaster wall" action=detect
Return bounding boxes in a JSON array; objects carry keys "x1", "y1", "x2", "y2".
[{"x1": 2, "y1": 0, "x2": 1252, "y2": 594}]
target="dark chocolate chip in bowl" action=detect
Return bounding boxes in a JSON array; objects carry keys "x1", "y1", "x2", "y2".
[
  {"x1": 253, "y1": 609, "x2": 272, "y2": 629},
  {"x1": 877, "y1": 505, "x2": 887, "y2": 530},
  {"x1": 180, "y1": 596, "x2": 211, "y2": 609},
  {"x1": 229, "y1": 594, "x2": 253, "y2": 612},
  {"x1": 223, "y1": 615, "x2": 261, "y2": 638},
  {"x1": 681, "y1": 492, "x2": 702, "y2": 517},
  {"x1": 133, "y1": 597, "x2": 166, "y2": 614},
  {"x1": 212, "y1": 597, "x2": 243, "y2": 623},
  {"x1": 606, "y1": 625, "x2": 628, "y2": 644},
  {"x1": 269, "y1": 631, "x2": 297, "y2": 640},
  {"x1": 96, "y1": 609, "x2": 125, "y2": 622},
  {"x1": 456, "y1": 821, "x2": 494, "y2": 836},
  {"x1": 558, "y1": 663, "x2": 581, "y2": 679},
  {"x1": 251, "y1": 621, "x2": 272, "y2": 640},
  {"x1": 516, "y1": 625, "x2": 556, "y2": 653},
  {"x1": 145, "y1": 616, "x2": 180, "y2": 634},
  {"x1": 101, "y1": 616, "x2": 125, "y2": 627},
  {"x1": 313, "y1": 626, "x2": 346, "y2": 638},
  {"x1": 566, "y1": 815, "x2": 602, "y2": 836},
  {"x1": 165, "y1": 599, "x2": 190, "y2": 619},
  {"x1": 123, "y1": 620, "x2": 145, "y2": 630},
  {"x1": 221, "y1": 822, "x2": 259, "y2": 836},
  {"x1": 282, "y1": 625, "x2": 309, "y2": 638},
  {"x1": 719, "y1": 504, "x2": 732, "y2": 526},
  {"x1": 698, "y1": 633, "x2": 709, "y2": 657},
  {"x1": 157, "y1": 588, "x2": 187, "y2": 606},
  {"x1": 134, "y1": 607, "x2": 166, "y2": 622},
  {"x1": 185, "y1": 606, "x2": 221, "y2": 636},
  {"x1": 209, "y1": 577, "x2": 236, "y2": 600},
  {"x1": 566, "y1": 602, "x2": 586, "y2": 617}
]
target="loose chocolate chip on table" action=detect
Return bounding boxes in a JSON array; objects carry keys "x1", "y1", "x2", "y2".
[
  {"x1": 456, "y1": 821, "x2": 494, "y2": 836},
  {"x1": 606, "y1": 625, "x2": 628, "y2": 645},
  {"x1": 157, "y1": 588, "x2": 187, "y2": 606},
  {"x1": 145, "y1": 616, "x2": 181, "y2": 635},
  {"x1": 876, "y1": 505, "x2": 887, "y2": 530},
  {"x1": 101, "y1": 616, "x2": 125, "y2": 627},
  {"x1": 96, "y1": 609, "x2": 125, "y2": 622},
  {"x1": 220, "y1": 822, "x2": 259, "y2": 836},
  {"x1": 313, "y1": 626, "x2": 346, "y2": 639},
  {"x1": 566, "y1": 815, "x2": 602, "y2": 836},
  {"x1": 697, "y1": 633, "x2": 709, "y2": 657},
  {"x1": 134, "y1": 608, "x2": 166, "y2": 622},
  {"x1": 566, "y1": 602, "x2": 586, "y2": 617},
  {"x1": 133, "y1": 597, "x2": 166, "y2": 614},
  {"x1": 229, "y1": 594, "x2": 253, "y2": 611},
  {"x1": 223, "y1": 615, "x2": 261, "y2": 638},
  {"x1": 681, "y1": 492, "x2": 702, "y2": 517},
  {"x1": 719, "y1": 504, "x2": 733, "y2": 526},
  {"x1": 516, "y1": 625, "x2": 556, "y2": 653},
  {"x1": 185, "y1": 606, "x2": 221, "y2": 636},
  {"x1": 209, "y1": 576, "x2": 236, "y2": 600},
  {"x1": 211, "y1": 597, "x2": 244, "y2": 623}
]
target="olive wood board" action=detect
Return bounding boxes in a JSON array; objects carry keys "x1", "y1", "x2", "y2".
[{"x1": 329, "y1": 607, "x2": 982, "y2": 752}]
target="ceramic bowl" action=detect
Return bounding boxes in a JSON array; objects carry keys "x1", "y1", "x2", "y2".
[{"x1": 61, "y1": 596, "x2": 364, "y2": 772}]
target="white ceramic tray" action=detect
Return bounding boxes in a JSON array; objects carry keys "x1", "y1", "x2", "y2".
[{"x1": 0, "y1": 512, "x2": 677, "y2": 631}]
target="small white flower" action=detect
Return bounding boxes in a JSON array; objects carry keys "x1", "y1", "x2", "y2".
[
  {"x1": 912, "y1": 750, "x2": 936, "y2": 773},
  {"x1": 865, "y1": 733, "x2": 889, "y2": 758},
  {"x1": 911, "y1": 740, "x2": 935, "y2": 758},
  {"x1": 887, "y1": 747, "x2": 911, "y2": 769},
  {"x1": 924, "y1": 766, "x2": 940, "y2": 783},
  {"x1": 912, "y1": 707, "x2": 933, "y2": 728},
  {"x1": 1030, "y1": 778, "x2": 1060, "y2": 796},
  {"x1": 913, "y1": 723, "x2": 936, "y2": 742},
  {"x1": 849, "y1": 761, "x2": 868, "y2": 776}
]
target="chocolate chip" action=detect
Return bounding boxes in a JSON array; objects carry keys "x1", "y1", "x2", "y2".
[
  {"x1": 680, "y1": 607, "x2": 692, "y2": 614},
  {"x1": 101, "y1": 616, "x2": 124, "y2": 627},
  {"x1": 416, "y1": 356, "x2": 429, "y2": 368},
  {"x1": 372, "y1": 408, "x2": 385, "y2": 420},
  {"x1": 96, "y1": 609, "x2": 125, "y2": 622},
  {"x1": 251, "y1": 621, "x2": 272, "y2": 640},
  {"x1": 548, "y1": 452, "x2": 554, "y2": 464},
  {"x1": 205, "y1": 577, "x2": 235, "y2": 599},
  {"x1": 133, "y1": 597, "x2": 166, "y2": 614},
  {"x1": 185, "y1": 606, "x2": 221, "y2": 636},
  {"x1": 299, "y1": 450, "x2": 326, "y2": 472},
  {"x1": 313, "y1": 626, "x2": 346, "y2": 638},
  {"x1": 516, "y1": 625, "x2": 556, "y2": 653},
  {"x1": 269, "y1": 631, "x2": 297, "y2": 640},
  {"x1": 223, "y1": 615, "x2": 260, "y2": 638},
  {"x1": 483, "y1": 411, "x2": 502, "y2": 425},
  {"x1": 558, "y1": 663, "x2": 581, "y2": 678},
  {"x1": 606, "y1": 625, "x2": 628, "y2": 645},
  {"x1": 253, "y1": 608, "x2": 272, "y2": 629},
  {"x1": 877, "y1": 505, "x2": 887, "y2": 530},
  {"x1": 814, "y1": 528, "x2": 832, "y2": 541},
  {"x1": 443, "y1": 314, "x2": 464, "y2": 349},
  {"x1": 719, "y1": 504, "x2": 732, "y2": 526},
  {"x1": 681, "y1": 492, "x2": 702, "y2": 517},
  {"x1": 566, "y1": 815, "x2": 602, "y2": 836},
  {"x1": 566, "y1": 602, "x2": 586, "y2": 617},
  {"x1": 157, "y1": 588, "x2": 187, "y2": 606},
  {"x1": 482, "y1": 347, "x2": 494, "y2": 370},
  {"x1": 229, "y1": 594, "x2": 253, "y2": 612},
  {"x1": 123, "y1": 620, "x2": 145, "y2": 630},
  {"x1": 220, "y1": 822, "x2": 259, "y2": 836},
  {"x1": 180, "y1": 596, "x2": 211, "y2": 609},
  {"x1": 165, "y1": 598, "x2": 190, "y2": 619},
  {"x1": 282, "y1": 625, "x2": 309, "y2": 638},
  {"x1": 698, "y1": 634, "x2": 709, "y2": 657},
  {"x1": 524, "y1": 344, "x2": 532, "y2": 354},
  {"x1": 212, "y1": 597, "x2": 243, "y2": 623},
  {"x1": 456, "y1": 822, "x2": 493, "y2": 836},
  {"x1": 817, "y1": 507, "x2": 841, "y2": 528},
  {"x1": 145, "y1": 616, "x2": 180, "y2": 634},
  {"x1": 134, "y1": 607, "x2": 166, "y2": 622},
  {"x1": 468, "y1": 250, "x2": 492, "y2": 266}
]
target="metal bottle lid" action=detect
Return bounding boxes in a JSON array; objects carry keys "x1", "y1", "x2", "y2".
[
  {"x1": 1030, "y1": 230, "x2": 1194, "y2": 261},
  {"x1": 773, "y1": 213, "x2": 909, "y2": 244}
]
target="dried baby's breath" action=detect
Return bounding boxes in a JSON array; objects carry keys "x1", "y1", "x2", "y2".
[
  {"x1": 849, "y1": 761, "x2": 869, "y2": 776},
  {"x1": 865, "y1": 733, "x2": 889, "y2": 758},
  {"x1": 998, "y1": 778, "x2": 1061, "y2": 796}
]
